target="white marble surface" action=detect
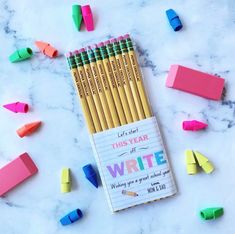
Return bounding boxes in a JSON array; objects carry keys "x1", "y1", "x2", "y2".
[{"x1": 0, "y1": 0, "x2": 235, "y2": 233}]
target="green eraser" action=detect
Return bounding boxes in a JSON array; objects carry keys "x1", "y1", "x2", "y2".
[
  {"x1": 9, "y1": 48, "x2": 33, "y2": 63},
  {"x1": 200, "y1": 207, "x2": 224, "y2": 220},
  {"x1": 72, "y1": 5, "x2": 82, "y2": 31}
]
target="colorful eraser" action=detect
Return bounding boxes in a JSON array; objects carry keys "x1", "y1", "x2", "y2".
[
  {"x1": 9, "y1": 48, "x2": 33, "y2": 62},
  {"x1": 97, "y1": 42, "x2": 104, "y2": 48},
  {"x1": 81, "y1": 5, "x2": 94, "y2": 31},
  {"x1": 110, "y1": 38, "x2": 117, "y2": 43},
  {"x1": 200, "y1": 207, "x2": 224, "y2": 220},
  {"x1": 72, "y1": 5, "x2": 82, "y2": 31},
  {"x1": 91, "y1": 44, "x2": 98, "y2": 49},
  {"x1": 123, "y1": 34, "x2": 130, "y2": 39},
  {"x1": 183, "y1": 120, "x2": 208, "y2": 131},
  {"x1": 166, "y1": 65, "x2": 225, "y2": 100},
  {"x1": 17, "y1": 121, "x2": 41, "y2": 138},
  {"x1": 104, "y1": 40, "x2": 111, "y2": 46},
  {"x1": 61, "y1": 168, "x2": 71, "y2": 193},
  {"x1": 65, "y1": 51, "x2": 73, "y2": 58},
  {"x1": 0, "y1": 153, "x2": 38, "y2": 196},
  {"x1": 3, "y1": 102, "x2": 29, "y2": 113},
  {"x1": 185, "y1": 150, "x2": 197, "y2": 175},
  {"x1": 73, "y1": 50, "x2": 79, "y2": 55},
  {"x1": 35, "y1": 41, "x2": 58, "y2": 58},
  {"x1": 78, "y1": 48, "x2": 85, "y2": 53},
  {"x1": 166, "y1": 9, "x2": 183, "y2": 31},
  {"x1": 60, "y1": 209, "x2": 83, "y2": 225},
  {"x1": 194, "y1": 151, "x2": 214, "y2": 174},
  {"x1": 116, "y1": 36, "x2": 124, "y2": 42},
  {"x1": 82, "y1": 164, "x2": 98, "y2": 188}
]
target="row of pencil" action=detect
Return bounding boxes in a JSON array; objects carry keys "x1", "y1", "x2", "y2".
[{"x1": 66, "y1": 34, "x2": 152, "y2": 134}]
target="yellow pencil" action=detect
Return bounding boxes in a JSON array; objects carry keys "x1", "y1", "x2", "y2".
[
  {"x1": 118, "y1": 36, "x2": 145, "y2": 120},
  {"x1": 79, "y1": 48, "x2": 108, "y2": 131},
  {"x1": 93, "y1": 44, "x2": 120, "y2": 127},
  {"x1": 74, "y1": 50, "x2": 102, "y2": 132},
  {"x1": 98, "y1": 42, "x2": 126, "y2": 126},
  {"x1": 111, "y1": 38, "x2": 139, "y2": 122},
  {"x1": 122, "y1": 190, "x2": 138, "y2": 197},
  {"x1": 105, "y1": 40, "x2": 133, "y2": 124},
  {"x1": 86, "y1": 46, "x2": 114, "y2": 129},
  {"x1": 66, "y1": 52, "x2": 95, "y2": 133},
  {"x1": 124, "y1": 34, "x2": 152, "y2": 118}
]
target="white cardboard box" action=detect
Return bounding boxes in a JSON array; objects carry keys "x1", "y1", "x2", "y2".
[{"x1": 90, "y1": 116, "x2": 177, "y2": 213}]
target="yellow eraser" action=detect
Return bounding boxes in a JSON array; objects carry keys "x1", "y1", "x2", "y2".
[
  {"x1": 194, "y1": 151, "x2": 214, "y2": 174},
  {"x1": 61, "y1": 168, "x2": 71, "y2": 193},
  {"x1": 185, "y1": 150, "x2": 197, "y2": 175}
]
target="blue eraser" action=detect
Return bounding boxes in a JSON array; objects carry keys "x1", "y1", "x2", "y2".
[
  {"x1": 60, "y1": 209, "x2": 83, "y2": 226},
  {"x1": 60, "y1": 214, "x2": 72, "y2": 226},
  {"x1": 166, "y1": 9, "x2": 183, "y2": 31},
  {"x1": 82, "y1": 164, "x2": 99, "y2": 188}
]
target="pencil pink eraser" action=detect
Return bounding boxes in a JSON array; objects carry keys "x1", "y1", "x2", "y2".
[
  {"x1": 91, "y1": 44, "x2": 98, "y2": 49},
  {"x1": 78, "y1": 48, "x2": 85, "y2": 53},
  {"x1": 81, "y1": 5, "x2": 94, "y2": 31},
  {"x1": 73, "y1": 50, "x2": 79, "y2": 55},
  {"x1": 104, "y1": 40, "x2": 110, "y2": 46},
  {"x1": 166, "y1": 65, "x2": 225, "y2": 100},
  {"x1": 97, "y1": 42, "x2": 104, "y2": 48},
  {"x1": 117, "y1": 36, "x2": 124, "y2": 42},
  {"x1": 123, "y1": 34, "x2": 130, "y2": 39},
  {"x1": 65, "y1": 52, "x2": 73, "y2": 58},
  {"x1": 110, "y1": 38, "x2": 117, "y2": 43},
  {"x1": 0, "y1": 153, "x2": 38, "y2": 196}
]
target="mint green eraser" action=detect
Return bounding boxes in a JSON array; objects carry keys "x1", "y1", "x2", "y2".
[
  {"x1": 72, "y1": 5, "x2": 82, "y2": 31},
  {"x1": 9, "y1": 48, "x2": 33, "y2": 63}
]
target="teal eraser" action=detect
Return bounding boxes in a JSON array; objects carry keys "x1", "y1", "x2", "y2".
[{"x1": 9, "y1": 48, "x2": 33, "y2": 62}]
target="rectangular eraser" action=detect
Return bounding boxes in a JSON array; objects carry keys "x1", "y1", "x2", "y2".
[
  {"x1": 0, "y1": 153, "x2": 38, "y2": 196},
  {"x1": 166, "y1": 65, "x2": 225, "y2": 100}
]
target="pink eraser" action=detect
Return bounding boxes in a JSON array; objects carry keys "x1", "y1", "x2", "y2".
[
  {"x1": 182, "y1": 120, "x2": 208, "y2": 131},
  {"x1": 73, "y1": 50, "x2": 79, "y2": 55},
  {"x1": 123, "y1": 34, "x2": 130, "y2": 39},
  {"x1": 91, "y1": 44, "x2": 98, "y2": 49},
  {"x1": 0, "y1": 153, "x2": 38, "y2": 196},
  {"x1": 110, "y1": 38, "x2": 117, "y2": 43},
  {"x1": 104, "y1": 40, "x2": 110, "y2": 46},
  {"x1": 81, "y1": 5, "x2": 94, "y2": 31},
  {"x1": 65, "y1": 52, "x2": 73, "y2": 58},
  {"x1": 78, "y1": 48, "x2": 85, "y2": 53},
  {"x1": 3, "y1": 102, "x2": 29, "y2": 113},
  {"x1": 166, "y1": 65, "x2": 225, "y2": 100},
  {"x1": 97, "y1": 42, "x2": 104, "y2": 48},
  {"x1": 117, "y1": 36, "x2": 124, "y2": 41}
]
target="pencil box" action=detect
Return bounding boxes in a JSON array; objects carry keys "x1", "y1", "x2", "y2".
[
  {"x1": 67, "y1": 35, "x2": 177, "y2": 213},
  {"x1": 90, "y1": 116, "x2": 177, "y2": 212}
]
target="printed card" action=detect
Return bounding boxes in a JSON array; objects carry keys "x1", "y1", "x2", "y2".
[{"x1": 91, "y1": 117, "x2": 177, "y2": 212}]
